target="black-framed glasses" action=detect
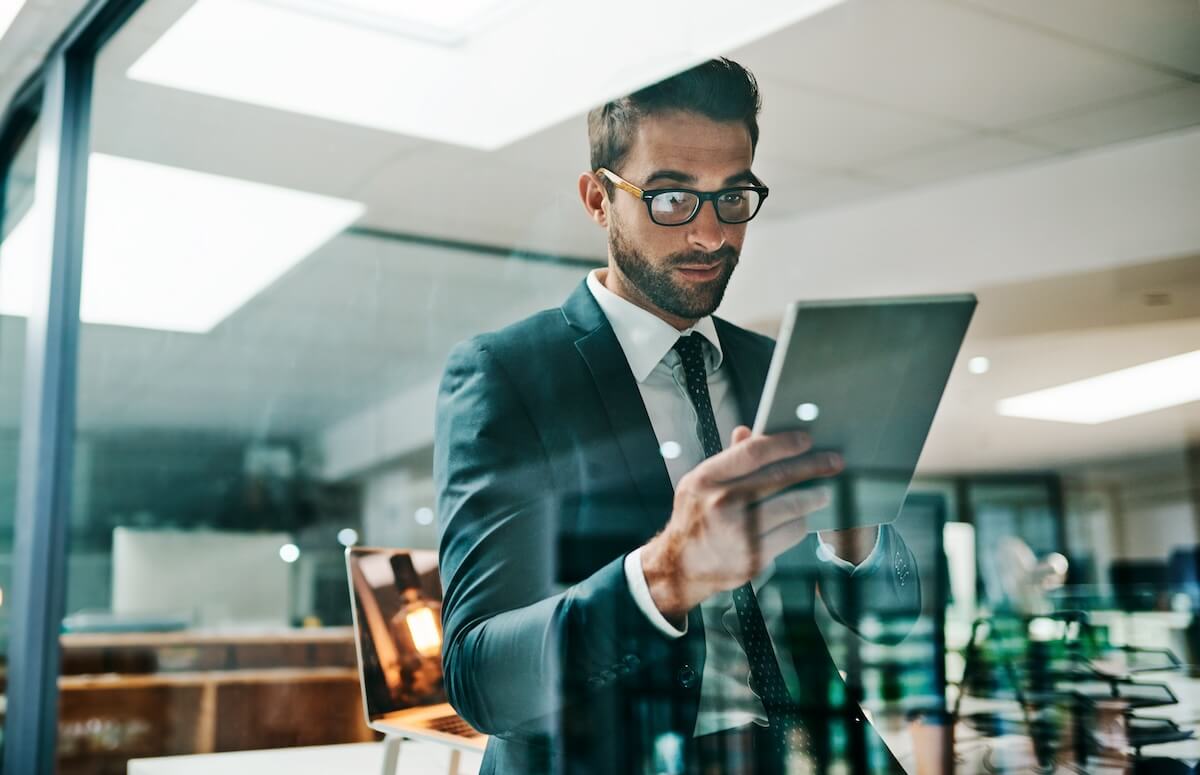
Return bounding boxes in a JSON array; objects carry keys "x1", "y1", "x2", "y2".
[{"x1": 596, "y1": 167, "x2": 769, "y2": 227}]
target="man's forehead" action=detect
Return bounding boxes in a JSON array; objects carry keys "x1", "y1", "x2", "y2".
[{"x1": 624, "y1": 111, "x2": 753, "y2": 176}]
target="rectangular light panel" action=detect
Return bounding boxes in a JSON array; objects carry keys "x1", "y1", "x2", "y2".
[
  {"x1": 0, "y1": 153, "x2": 363, "y2": 333},
  {"x1": 996, "y1": 349, "x2": 1200, "y2": 424},
  {"x1": 126, "y1": 0, "x2": 847, "y2": 150},
  {"x1": 0, "y1": 0, "x2": 30, "y2": 42}
]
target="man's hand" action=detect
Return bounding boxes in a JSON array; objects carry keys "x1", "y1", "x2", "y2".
[{"x1": 640, "y1": 425, "x2": 843, "y2": 626}]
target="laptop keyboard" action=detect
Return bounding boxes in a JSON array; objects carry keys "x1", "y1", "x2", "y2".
[{"x1": 425, "y1": 714, "x2": 482, "y2": 738}]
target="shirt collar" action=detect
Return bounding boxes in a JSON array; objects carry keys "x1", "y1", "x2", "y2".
[{"x1": 585, "y1": 268, "x2": 723, "y2": 383}]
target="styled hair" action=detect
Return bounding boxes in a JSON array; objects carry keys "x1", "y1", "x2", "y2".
[{"x1": 587, "y1": 57, "x2": 762, "y2": 180}]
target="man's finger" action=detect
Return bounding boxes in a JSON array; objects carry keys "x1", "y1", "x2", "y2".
[
  {"x1": 725, "y1": 451, "x2": 843, "y2": 503},
  {"x1": 758, "y1": 514, "x2": 816, "y2": 565},
  {"x1": 742, "y1": 486, "x2": 832, "y2": 537},
  {"x1": 694, "y1": 430, "x2": 812, "y2": 483}
]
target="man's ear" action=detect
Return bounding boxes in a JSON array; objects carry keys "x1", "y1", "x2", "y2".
[{"x1": 578, "y1": 172, "x2": 609, "y2": 228}]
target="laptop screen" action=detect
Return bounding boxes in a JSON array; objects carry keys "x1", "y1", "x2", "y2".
[{"x1": 346, "y1": 548, "x2": 447, "y2": 720}]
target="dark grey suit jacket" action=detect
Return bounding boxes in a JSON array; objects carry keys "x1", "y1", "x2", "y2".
[{"x1": 435, "y1": 280, "x2": 919, "y2": 774}]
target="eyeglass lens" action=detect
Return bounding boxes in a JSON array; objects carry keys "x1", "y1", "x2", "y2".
[{"x1": 648, "y1": 189, "x2": 762, "y2": 225}]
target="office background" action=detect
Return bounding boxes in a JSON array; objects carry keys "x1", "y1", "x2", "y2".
[{"x1": 0, "y1": 0, "x2": 1198, "y2": 772}]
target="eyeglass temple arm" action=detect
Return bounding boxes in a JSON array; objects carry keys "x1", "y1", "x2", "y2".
[{"x1": 595, "y1": 168, "x2": 645, "y2": 199}]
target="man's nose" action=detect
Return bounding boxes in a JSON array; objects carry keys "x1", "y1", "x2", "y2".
[{"x1": 686, "y1": 200, "x2": 727, "y2": 253}]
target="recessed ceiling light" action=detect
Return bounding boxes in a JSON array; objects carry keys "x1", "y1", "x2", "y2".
[
  {"x1": 996, "y1": 349, "x2": 1200, "y2": 424},
  {"x1": 967, "y1": 356, "x2": 990, "y2": 375},
  {"x1": 0, "y1": 153, "x2": 363, "y2": 333},
  {"x1": 126, "y1": 0, "x2": 848, "y2": 150},
  {"x1": 795, "y1": 402, "x2": 819, "y2": 421},
  {"x1": 414, "y1": 507, "x2": 435, "y2": 525},
  {"x1": 279, "y1": 543, "x2": 301, "y2": 563},
  {"x1": 336, "y1": 528, "x2": 359, "y2": 547}
]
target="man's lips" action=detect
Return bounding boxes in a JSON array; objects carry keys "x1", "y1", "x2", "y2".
[{"x1": 676, "y1": 263, "x2": 723, "y2": 280}]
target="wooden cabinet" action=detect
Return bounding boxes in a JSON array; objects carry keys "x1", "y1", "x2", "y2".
[{"x1": 52, "y1": 629, "x2": 376, "y2": 775}]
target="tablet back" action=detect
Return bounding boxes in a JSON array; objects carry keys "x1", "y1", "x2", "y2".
[{"x1": 753, "y1": 294, "x2": 976, "y2": 531}]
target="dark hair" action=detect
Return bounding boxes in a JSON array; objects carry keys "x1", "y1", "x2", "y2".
[{"x1": 588, "y1": 58, "x2": 762, "y2": 181}]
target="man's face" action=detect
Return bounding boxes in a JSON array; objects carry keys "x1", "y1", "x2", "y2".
[{"x1": 604, "y1": 110, "x2": 755, "y2": 323}]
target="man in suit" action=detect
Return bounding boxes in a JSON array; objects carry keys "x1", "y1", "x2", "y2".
[{"x1": 436, "y1": 58, "x2": 920, "y2": 774}]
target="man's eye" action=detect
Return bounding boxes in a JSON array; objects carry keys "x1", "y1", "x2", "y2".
[{"x1": 721, "y1": 192, "x2": 745, "y2": 204}]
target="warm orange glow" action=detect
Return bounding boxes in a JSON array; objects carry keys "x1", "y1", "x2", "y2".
[{"x1": 406, "y1": 605, "x2": 441, "y2": 656}]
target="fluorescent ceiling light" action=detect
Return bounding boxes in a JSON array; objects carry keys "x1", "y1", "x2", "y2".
[
  {"x1": 127, "y1": 0, "x2": 847, "y2": 150},
  {"x1": 252, "y1": 0, "x2": 522, "y2": 44},
  {"x1": 995, "y1": 349, "x2": 1200, "y2": 425},
  {"x1": 0, "y1": 154, "x2": 363, "y2": 333},
  {"x1": 0, "y1": 0, "x2": 30, "y2": 42}
]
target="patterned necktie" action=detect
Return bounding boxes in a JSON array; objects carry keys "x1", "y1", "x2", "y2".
[{"x1": 671, "y1": 334, "x2": 814, "y2": 767}]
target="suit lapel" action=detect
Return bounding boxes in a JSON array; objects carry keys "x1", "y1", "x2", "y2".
[
  {"x1": 714, "y1": 317, "x2": 773, "y2": 429},
  {"x1": 563, "y1": 283, "x2": 676, "y2": 525},
  {"x1": 561, "y1": 284, "x2": 778, "y2": 532}
]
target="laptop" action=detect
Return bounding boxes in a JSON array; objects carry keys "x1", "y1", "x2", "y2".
[{"x1": 345, "y1": 546, "x2": 487, "y2": 751}]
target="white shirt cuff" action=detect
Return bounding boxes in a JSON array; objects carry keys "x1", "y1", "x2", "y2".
[
  {"x1": 815, "y1": 528, "x2": 883, "y2": 577},
  {"x1": 624, "y1": 547, "x2": 687, "y2": 638}
]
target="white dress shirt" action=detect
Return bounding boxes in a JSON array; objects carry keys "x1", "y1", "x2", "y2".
[{"x1": 584, "y1": 269, "x2": 882, "y2": 738}]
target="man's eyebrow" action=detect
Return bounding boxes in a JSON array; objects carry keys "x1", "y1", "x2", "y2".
[
  {"x1": 643, "y1": 168, "x2": 760, "y2": 187},
  {"x1": 643, "y1": 169, "x2": 696, "y2": 186},
  {"x1": 724, "y1": 169, "x2": 759, "y2": 185}
]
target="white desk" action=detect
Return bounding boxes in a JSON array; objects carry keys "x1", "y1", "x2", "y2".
[{"x1": 128, "y1": 741, "x2": 483, "y2": 775}]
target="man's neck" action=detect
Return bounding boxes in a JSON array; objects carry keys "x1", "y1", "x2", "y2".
[{"x1": 599, "y1": 265, "x2": 698, "y2": 332}]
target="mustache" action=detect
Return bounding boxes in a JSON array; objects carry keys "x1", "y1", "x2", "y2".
[{"x1": 667, "y1": 245, "x2": 739, "y2": 267}]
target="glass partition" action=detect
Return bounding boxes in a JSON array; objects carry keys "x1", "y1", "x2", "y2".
[
  {"x1": 22, "y1": 0, "x2": 1200, "y2": 772},
  {"x1": 0, "y1": 115, "x2": 40, "y2": 762}
]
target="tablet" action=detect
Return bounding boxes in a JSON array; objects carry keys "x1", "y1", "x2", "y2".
[{"x1": 752, "y1": 294, "x2": 976, "y2": 532}]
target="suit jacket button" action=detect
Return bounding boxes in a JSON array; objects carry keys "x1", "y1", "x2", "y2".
[
  {"x1": 623, "y1": 654, "x2": 640, "y2": 668},
  {"x1": 676, "y1": 664, "x2": 697, "y2": 688},
  {"x1": 587, "y1": 676, "x2": 605, "y2": 689}
]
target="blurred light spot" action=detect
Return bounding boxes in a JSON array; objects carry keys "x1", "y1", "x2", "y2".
[
  {"x1": 336, "y1": 528, "x2": 359, "y2": 547},
  {"x1": 968, "y1": 356, "x2": 990, "y2": 375},
  {"x1": 795, "y1": 402, "x2": 819, "y2": 421},
  {"x1": 415, "y1": 507, "x2": 434, "y2": 525},
  {"x1": 653, "y1": 731, "x2": 685, "y2": 774},
  {"x1": 659, "y1": 441, "x2": 682, "y2": 460},
  {"x1": 1028, "y1": 617, "x2": 1058, "y2": 642},
  {"x1": 279, "y1": 543, "x2": 300, "y2": 563}
]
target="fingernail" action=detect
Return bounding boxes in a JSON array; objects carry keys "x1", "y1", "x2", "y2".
[{"x1": 826, "y1": 453, "x2": 843, "y2": 467}]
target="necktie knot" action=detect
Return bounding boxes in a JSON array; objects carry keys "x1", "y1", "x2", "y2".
[{"x1": 672, "y1": 333, "x2": 707, "y2": 370}]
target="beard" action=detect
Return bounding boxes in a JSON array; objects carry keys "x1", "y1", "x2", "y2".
[{"x1": 609, "y1": 221, "x2": 739, "y2": 321}]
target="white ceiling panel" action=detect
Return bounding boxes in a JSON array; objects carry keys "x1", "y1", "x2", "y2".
[
  {"x1": 751, "y1": 78, "x2": 969, "y2": 168},
  {"x1": 957, "y1": 0, "x2": 1200, "y2": 76},
  {"x1": 1017, "y1": 83, "x2": 1200, "y2": 152},
  {"x1": 353, "y1": 145, "x2": 605, "y2": 259},
  {"x1": 90, "y1": 78, "x2": 423, "y2": 200},
  {"x1": 494, "y1": 114, "x2": 590, "y2": 177},
  {"x1": 869, "y1": 133, "x2": 1058, "y2": 186},
  {"x1": 752, "y1": 155, "x2": 895, "y2": 217},
  {"x1": 735, "y1": 0, "x2": 1176, "y2": 128}
]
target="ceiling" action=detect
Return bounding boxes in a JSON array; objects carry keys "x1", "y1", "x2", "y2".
[{"x1": 0, "y1": 0, "x2": 1198, "y2": 475}]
